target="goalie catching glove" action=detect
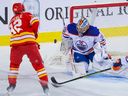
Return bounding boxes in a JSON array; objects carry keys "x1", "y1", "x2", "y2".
[{"x1": 60, "y1": 37, "x2": 73, "y2": 55}]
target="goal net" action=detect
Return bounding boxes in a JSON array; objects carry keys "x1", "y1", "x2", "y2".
[{"x1": 70, "y1": 2, "x2": 128, "y2": 56}]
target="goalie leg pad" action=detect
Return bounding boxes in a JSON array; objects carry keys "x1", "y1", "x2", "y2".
[{"x1": 72, "y1": 62, "x2": 89, "y2": 77}]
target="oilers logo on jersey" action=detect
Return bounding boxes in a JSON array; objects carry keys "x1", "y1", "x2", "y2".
[{"x1": 75, "y1": 40, "x2": 88, "y2": 52}]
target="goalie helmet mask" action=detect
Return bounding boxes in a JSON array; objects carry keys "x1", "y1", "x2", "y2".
[
  {"x1": 13, "y1": 3, "x2": 25, "y2": 14},
  {"x1": 77, "y1": 17, "x2": 90, "y2": 35}
]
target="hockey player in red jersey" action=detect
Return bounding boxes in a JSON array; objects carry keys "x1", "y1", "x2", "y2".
[{"x1": 7, "y1": 2, "x2": 49, "y2": 95}]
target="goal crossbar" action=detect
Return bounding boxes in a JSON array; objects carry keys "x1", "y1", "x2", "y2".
[{"x1": 70, "y1": 2, "x2": 128, "y2": 23}]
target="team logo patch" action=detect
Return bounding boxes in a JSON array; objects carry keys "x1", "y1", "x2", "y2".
[{"x1": 75, "y1": 40, "x2": 88, "y2": 52}]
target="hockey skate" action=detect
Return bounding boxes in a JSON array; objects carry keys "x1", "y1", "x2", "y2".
[
  {"x1": 42, "y1": 85, "x2": 50, "y2": 96},
  {"x1": 7, "y1": 84, "x2": 16, "y2": 92},
  {"x1": 3, "y1": 84, "x2": 16, "y2": 96}
]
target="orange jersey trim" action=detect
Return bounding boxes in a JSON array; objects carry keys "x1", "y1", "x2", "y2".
[
  {"x1": 31, "y1": 19, "x2": 39, "y2": 25},
  {"x1": 10, "y1": 32, "x2": 36, "y2": 46},
  {"x1": 38, "y1": 73, "x2": 48, "y2": 78},
  {"x1": 10, "y1": 38, "x2": 36, "y2": 45},
  {"x1": 37, "y1": 68, "x2": 45, "y2": 72},
  {"x1": 8, "y1": 75, "x2": 17, "y2": 78},
  {"x1": 11, "y1": 32, "x2": 35, "y2": 38}
]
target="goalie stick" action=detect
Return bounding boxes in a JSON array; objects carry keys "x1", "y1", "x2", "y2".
[
  {"x1": 51, "y1": 67, "x2": 111, "y2": 87},
  {"x1": 60, "y1": 12, "x2": 67, "y2": 51}
]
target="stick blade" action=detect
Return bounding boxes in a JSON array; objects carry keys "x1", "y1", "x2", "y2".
[{"x1": 51, "y1": 76, "x2": 61, "y2": 87}]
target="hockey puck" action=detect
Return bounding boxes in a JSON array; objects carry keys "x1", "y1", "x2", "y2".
[{"x1": 54, "y1": 39, "x2": 57, "y2": 43}]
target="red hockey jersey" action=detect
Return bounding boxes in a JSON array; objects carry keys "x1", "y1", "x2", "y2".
[{"x1": 9, "y1": 12, "x2": 39, "y2": 46}]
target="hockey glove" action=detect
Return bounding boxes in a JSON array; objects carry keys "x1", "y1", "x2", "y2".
[
  {"x1": 36, "y1": 43, "x2": 40, "y2": 49},
  {"x1": 112, "y1": 59, "x2": 122, "y2": 71}
]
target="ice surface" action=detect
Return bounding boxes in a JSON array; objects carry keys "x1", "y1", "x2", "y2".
[{"x1": 0, "y1": 36, "x2": 128, "y2": 96}]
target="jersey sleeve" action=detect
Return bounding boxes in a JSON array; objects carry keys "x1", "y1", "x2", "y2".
[
  {"x1": 99, "y1": 33, "x2": 106, "y2": 46},
  {"x1": 25, "y1": 12, "x2": 39, "y2": 38},
  {"x1": 94, "y1": 32, "x2": 107, "y2": 51},
  {"x1": 30, "y1": 16, "x2": 39, "y2": 33},
  {"x1": 62, "y1": 23, "x2": 78, "y2": 39},
  {"x1": 62, "y1": 25, "x2": 71, "y2": 39}
]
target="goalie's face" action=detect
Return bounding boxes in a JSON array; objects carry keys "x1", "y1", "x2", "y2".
[{"x1": 77, "y1": 17, "x2": 89, "y2": 34}]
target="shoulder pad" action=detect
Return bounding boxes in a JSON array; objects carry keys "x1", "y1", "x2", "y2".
[
  {"x1": 67, "y1": 23, "x2": 78, "y2": 35},
  {"x1": 23, "y1": 12, "x2": 32, "y2": 17},
  {"x1": 85, "y1": 26, "x2": 100, "y2": 36}
]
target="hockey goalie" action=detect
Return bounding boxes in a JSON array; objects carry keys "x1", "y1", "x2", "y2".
[{"x1": 60, "y1": 17, "x2": 113, "y2": 77}]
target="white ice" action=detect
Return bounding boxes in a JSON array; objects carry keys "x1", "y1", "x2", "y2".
[{"x1": 0, "y1": 36, "x2": 128, "y2": 96}]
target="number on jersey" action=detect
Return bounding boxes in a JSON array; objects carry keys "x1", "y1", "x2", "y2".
[{"x1": 10, "y1": 19, "x2": 23, "y2": 34}]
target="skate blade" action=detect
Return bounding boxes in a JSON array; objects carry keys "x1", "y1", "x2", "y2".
[{"x1": 3, "y1": 92, "x2": 12, "y2": 96}]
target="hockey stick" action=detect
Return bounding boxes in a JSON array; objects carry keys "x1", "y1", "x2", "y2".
[
  {"x1": 61, "y1": 15, "x2": 66, "y2": 29},
  {"x1": 51, "y1": 67, "x2": 111, "y2": 87},
  {"x1": 60, "y1": 12, "x2": 67, "y2": 51}
]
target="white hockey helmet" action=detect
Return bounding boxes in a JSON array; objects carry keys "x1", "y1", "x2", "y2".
[{"x1": 77, "y1": 17, "x2": 89, "y2": 34}]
